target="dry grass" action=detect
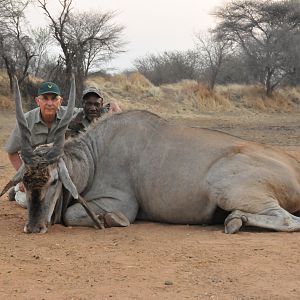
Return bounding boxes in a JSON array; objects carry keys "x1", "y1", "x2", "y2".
[
  {"x1": 0, "y1": 95, "x2": 14, "y2": 109},
  {"x1": 86, "y1": 72, "x2": 163, "y2": 113},
  {"x1": 0, "y1": 71, "x2": 44, "y2": 110},
  {"x1": 1, "y1": 70, "x2": 299, "y2": 114},
  {"x1": 217, "y1": 84, "x2": 298, "y2": 112},
  {"x1": 278, "y1": 86, "x2": 300, "y2": 107},
  {"x1": 86, "y1": 73, "x2": 300, "y2": 115},
  {"x1": 0, "y1": 71, "x2": 10, "y2": 96},
  {"x1": 162, "y1": 80, "x2": 232, "y2": 112},
  {"x1": 0, "y1": 71, "x2": 13, "y2": 110},
  {"x1": 86, "y1": 74, "x2": 234, "y2": 115},
  {"x1": 26, "y1": 74, "x2": 43, "y2": 85}
]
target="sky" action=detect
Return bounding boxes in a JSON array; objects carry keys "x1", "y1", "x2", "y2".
[{"x1": 27, "y1": 0, "x2": 228, "y2": 72}]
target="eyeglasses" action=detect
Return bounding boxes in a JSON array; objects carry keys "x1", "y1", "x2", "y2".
[{"x1": 39, "y1": 95, "x2": 59, "y2": 102}]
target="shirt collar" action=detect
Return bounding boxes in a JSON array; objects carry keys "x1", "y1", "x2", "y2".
[
  {"x1": 82, "y1": 114, "x2": 91, "y2": 128},
  {"x1": 34, "y1": 107, "x2": 43, "y2": 124}
]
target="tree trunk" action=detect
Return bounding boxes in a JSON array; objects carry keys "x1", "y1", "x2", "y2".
[
  {"x1": 265, "y1": 68, "x2": 273, "y2": 97},
  {"x1": 75, "y1": 71, "x2": 84, "y2": 107},
  {"x1": 63, "y1": 55, "x2": 73, "y2": 105},
  {"x1": 63, "y1": 55, "x2": 85, "y2": 107},
  {"x1": 209, "y1": 70, "x2": 217, "y2": 91},
  {"x1": 3, "y1": 56, "x2": 14, "y2": 92}
]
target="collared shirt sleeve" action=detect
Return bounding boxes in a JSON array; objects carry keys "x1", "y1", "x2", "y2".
[
  {"x1": 5, "y1": 108, "x2": 40, "y2": 154},
  {"x1": 4, "y1": 123, "x2": 21, "y2": 154}
]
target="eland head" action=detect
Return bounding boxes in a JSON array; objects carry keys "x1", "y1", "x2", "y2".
[{"x1": 1, "y1": 76, "x2": 78, "y2": 233}]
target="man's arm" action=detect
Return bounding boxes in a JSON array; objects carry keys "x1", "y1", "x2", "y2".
[
  {"x1": 8, "y1": 152, "x2": 23, "y2": 171},
  {"x1": 8, "y1": 153, "x2": 25, "y2": 192},
  {"x1": 5, "y1": 125, "x2": 25, "y2": 192}
]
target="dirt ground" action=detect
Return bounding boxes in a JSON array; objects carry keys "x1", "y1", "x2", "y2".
[{"x1": 0, "y1": 110, "x2": 300, "y2": 300}]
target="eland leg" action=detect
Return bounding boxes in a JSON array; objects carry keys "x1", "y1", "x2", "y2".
[
  {"x1": 224, "y1": 208, "x2": 300, "y2": 233},
  {"x1": 208, "y1": 178, "x2": 300, "y2": 233},
  {"x1": 63, "y1": 197, "x2": 138, "y2": 228}
]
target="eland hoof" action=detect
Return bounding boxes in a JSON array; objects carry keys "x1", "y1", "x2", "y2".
[
  {"x1": 224, "y1": 211, "x2": 247, "y2": 234},
  {"x1": 224, "y1": 217, "x2": 243, "y2": 234},
  {"x1": 104, "y1": 212, "x2": 130, "y2": 227}
]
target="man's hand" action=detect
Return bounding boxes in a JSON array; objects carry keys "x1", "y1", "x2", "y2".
[
  {"x1": 18, "y1": 182, "x2": 25, "y2": 192},
  {"x1": 107, "y1": 101, "x2": 122, "y2": 113}
]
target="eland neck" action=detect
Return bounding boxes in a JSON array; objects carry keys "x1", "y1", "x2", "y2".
[{"x1": 63, "y1": 138, "x2": 95, "y2": 194}]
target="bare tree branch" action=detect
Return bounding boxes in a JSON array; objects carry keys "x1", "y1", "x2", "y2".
[
  {"x1": 213, "y1": 0, "x2": 300, "y2": 95},
  {"x1": 38, "y1": 0, "x2": 125, "y2": 104}
]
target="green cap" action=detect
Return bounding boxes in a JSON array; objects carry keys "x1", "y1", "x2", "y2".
[{"x1": 38, "y1": 82, "x2": 61, "y2": 96}]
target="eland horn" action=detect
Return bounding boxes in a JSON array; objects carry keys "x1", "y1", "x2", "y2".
[
  {"x1": 13, "y1": 76, "x2": 33, "y2": 165},
  {"x1": 46, "y1": 74, "x2": 76, "y2": 163}
]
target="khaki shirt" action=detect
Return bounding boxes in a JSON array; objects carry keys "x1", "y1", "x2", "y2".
[
  {"x1": 5, "y1": 106, "x2": 81, "y2": 154},
  {"x1": 66, "y1": 105, "x2": 110, "y2": 138},
  {"x1": 65, "y1": 111, "x2": 90, "y2": 138}
]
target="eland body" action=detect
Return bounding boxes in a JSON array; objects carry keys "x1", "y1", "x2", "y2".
[{"x1": 2, "y1": 78, "x2": 300, "y2": 234}]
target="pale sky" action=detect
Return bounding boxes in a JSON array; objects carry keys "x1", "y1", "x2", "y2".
[{"x1": 27, "y1": 0, "x2": 228, "y2": 72}]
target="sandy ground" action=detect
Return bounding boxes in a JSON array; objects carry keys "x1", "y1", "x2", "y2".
[{"x1": 0, "y1": 110, "x2": 300, "y2": 300}]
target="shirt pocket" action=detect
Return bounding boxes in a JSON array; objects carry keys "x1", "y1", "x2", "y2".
[{"x1": 31, "y1": 125, "x2": 49, "y2": 148}]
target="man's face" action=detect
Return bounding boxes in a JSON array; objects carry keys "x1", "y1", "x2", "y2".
[
  {"x1": 83, "y1": 94, "x2": 103, "y2": 121},
  {"x1": 35, "y1": 93, "x2": 62, "y2": 120}
]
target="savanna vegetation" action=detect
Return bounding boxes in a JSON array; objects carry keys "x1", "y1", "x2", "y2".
[
  {"x1": 0, "y1": 0, "x2": 300, "y2": 113},
  {"x1": 1, "y1": 69, "x2": 300, "y2": 115},
  {"x1": 135, "y1": 1, "x2": 300, "y2": 96}
]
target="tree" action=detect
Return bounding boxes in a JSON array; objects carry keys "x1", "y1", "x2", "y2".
[
  {"x1": 38, "y1": 0, "x2": 125, "y2": 105},
  {"x1": 214, "y1": 0, "x2": 300, "y2": 96},
  {"x1": 65, "y1": 11, "x2": 125, "y2": 77},
  {"x1": 134, "y1": 51, "x2": 200, "y2": 85},
  {"x1": 0, "y1": 0, "x2": 36, "y2": 91},
  {"x1": 30, "y1": 27, "x2": 52, "y2": 77},
  {"x1": 284, "y1": 33, "x2": 300, "y2": 86},
  {"x1": 194, "y1": 32, "x2": 229, "y2": 90}
]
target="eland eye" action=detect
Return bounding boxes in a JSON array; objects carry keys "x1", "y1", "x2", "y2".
[{"x1": 51, "y1": 179, "x2": 58, "y2": 186}]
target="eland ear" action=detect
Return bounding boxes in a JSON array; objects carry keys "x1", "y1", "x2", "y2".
[
  {"x1": 0, "y1": 164, "x2": 25, "y2": 197},
  {"x1": 57, "y1": 158, "x2": 78, "y2": 199}
]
